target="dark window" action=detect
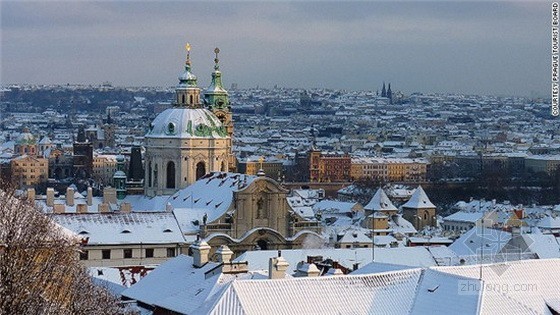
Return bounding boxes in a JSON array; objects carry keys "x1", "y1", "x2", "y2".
[
  {"x1": 123, "y1": 249, "x2": 132, "y2": 259},
  {"x1": 79, "y1": 250, "x2": 88, "y2": 260},
  {"x1": 166, "y1": 247, "x2": 175, "y2": 258},
  {"x1": 102, "y1": 249, "x2": 111, "y2": 260},
  {"x1": 145, "y1": 248, "x2": 154, "y2": 258},
  {"x1": 166, "y1": 161, "x2": 176, "y2": 189},
  {"x1": 196, "y1": 162, "x2": 205, "y2": 180}
]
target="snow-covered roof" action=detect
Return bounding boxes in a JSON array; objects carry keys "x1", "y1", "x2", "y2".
[
  {"x1": 313, "y1": 200, "x2": 360, "y2": 214},
  {"x1": 211, "y1": 269, "x2": 423, "y2": 315},
  {"x1": 50, "y1": 212, "x2": 185, "y2": 245},
  {"x1": 146, "y1": 108, "x2": 227, "y2": 139},
  {"x1": 449, "y1": 226, "x2": 511, "y2": 257},
  {"x1": 364, "y1": 188, "x2": 398, "y2": 212},
  {"x1": 435, "y1": 259, "x2": 560, "y2": 314},
  {"x1": 234, "y1": 247, "x2": 437, "y2": 272},
  {"x1": 538, "y1": 215, "x2": 560, "y2": 229},
  {"x1": 122, "y1": 255, "x2": 266, "y2": 314},
  {"x1": 208, "y1": 267, "x2": 482, "y2": 315},
  {"x1": 443, "y1": 211, "x2": 485, "y2": 224},
  {"x1": 122, "y1": 255, "x2": 218, "y2": 308},
  {"x1": 166, "y1": 173, "x2": 258, "y2": 235},
  {"x1": 401, "y1": 186, "x2": 435, "y2": 209},
  {"x1": 338, "y1": 229, "x2": 372, "y2": 244}
]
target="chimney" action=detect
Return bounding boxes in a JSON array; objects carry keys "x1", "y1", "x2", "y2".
[
  {"x1": 98, "y1": 203, "x2": 110, "y2": 213},
  {"x1": 66, "y1": 187, "x2": 74, "y2": 206},
  {"x1": 46, "y1": 188, "x2": 55, "y2": 207},
  {"x1": 26, "y1": 188, "x2": 35, "y2": 202},
  {"x1": 77, "y1": 204, "x2": 88, "y2": 214},
  {"x1": 120, "y1": 202, "x2": 131, "y2": 213},
  {"x1": 190, "y1": 238, "x2": 211, "y2": 268},
  {"x1": 268, "y1": 256, "x2": 290, "y2": 279},
  {"x1": 326, "y1": 268, "x2": 343, "y2": 276},
  {"x1": 215, "y1": 245, "x2": 234, "y2": 263},
  {"x1": 295, "y1": 261, "x2": 320, "y2": 277},
  {"x1": 53, "y1": 204, "x2": 65, "y2": 214},
  {"x1": 87, "y1": 187, "x2": 93, "y2": 206},
  {"x1": 103, "y1": 187, "x2": 117, "y2": 204},
  {"x1": 166, "y1": 202, "x2": 174, "y2": 212}
]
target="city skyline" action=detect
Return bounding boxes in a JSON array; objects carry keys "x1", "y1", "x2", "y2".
[{"x1": 1, "y1": 1, "x2": 549, "y2": 97}]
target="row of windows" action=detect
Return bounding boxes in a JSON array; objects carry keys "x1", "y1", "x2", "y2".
[{"x1": 80, "y1": 247, "x2": 176, "y2": 260}]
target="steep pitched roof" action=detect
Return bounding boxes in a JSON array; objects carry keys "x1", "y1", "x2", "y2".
[
  {"x1": 365, "y1": 188, "x2": 398, "y2": 212},
  {"x1": 402, "y1": 186, "x2": 435, "y2": 209}
]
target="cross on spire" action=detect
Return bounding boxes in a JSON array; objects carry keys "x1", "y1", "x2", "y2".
[{"x1": 214, "y1": 47, "x2": 220, "y2": 70}]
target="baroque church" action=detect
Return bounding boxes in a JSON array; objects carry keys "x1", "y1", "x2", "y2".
[
  {"x1": 144, "y1": 45, "x2": 235, "y2": 197},
  {"x1": 141, "y1": 44, "x2": 323, "y2": 253}
]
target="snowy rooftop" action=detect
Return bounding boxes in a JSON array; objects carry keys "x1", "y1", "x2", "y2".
[
  {"x1": 234, "y1": 247, "x2": 437, "y2": 272},
  {"x1": 50, "y1": 212, "x2": 185, "y2": 245},
  {"x1": 443, "y1": 211, "x2": 485, "y2": 223},
  {"x1": 401, "y1": 186, "x2": 436, "y2": 209},
  {"x1": 364, "y1": 188, "x2": 398, "y2": 212}
]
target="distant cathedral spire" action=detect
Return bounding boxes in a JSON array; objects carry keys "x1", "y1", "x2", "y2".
[
  {"x1": 387, "y1": 83, "x2": 393, "y2": 104},
  {"x1": 76, "y1": 125, "x2": 86, "y2": 143},
  {"x1": 381, "y1": 82, "x2": 387, "y2": 98}
]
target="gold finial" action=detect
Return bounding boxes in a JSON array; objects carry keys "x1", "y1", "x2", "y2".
[
  {"x1": 185, "y1": 43, "x2": 191, "y2": 65},
  {"x1": 259, "y1": 156, "x2": 264, "y2": 169}
]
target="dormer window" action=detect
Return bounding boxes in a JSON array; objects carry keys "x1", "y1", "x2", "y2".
[
  {"x1": 78, "y1": 230, "x2": 89, "y2": 235},
  {"x1": 168, "y1": 122, "x2": 176, "y2": 134},
  {"x1": 163, "y1": 228, "x2": 172, "y2": 233},
  {"x1": 121, "y1": 229, "x2": 131, "y2": 234}
]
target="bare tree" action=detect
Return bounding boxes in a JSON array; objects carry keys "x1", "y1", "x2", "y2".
[{"x1": 0, "y1": 186, "x2": 131, "y2": 314}]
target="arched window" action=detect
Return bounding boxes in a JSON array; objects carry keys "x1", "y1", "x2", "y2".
[
  {"x1": 148, "y1": 162, "x2": 152, "y2": 187},
  {"x1": 190, "y1": 95, "x2": 194, "y2": 104},
  {"x1": 257, "y1": 239, "x2": 268, "y2": 250},
  {"x1": 220, "y1": 161, "x2": 225, "y2": 172},
  {"x1": 153, "y1": 164, "x2": 158, "y2": 187},
  {"x1": 196, "y1": 162, "x2": 205, "y2": 180},
  {"x1": 166, "y1": 161, "x2": 175, "y2": 189},
  {"x1": 182, "y1": 94, "x2": 185, "y2": 104}
]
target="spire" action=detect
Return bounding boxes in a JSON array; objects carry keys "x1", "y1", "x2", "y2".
[
  {"x1": 381, "y1": 82, "x2": 387, "y2": 98},
  {"x1": 205, "y1": 47, "x2": 229, "y2": 109},
  {"x1": 387, "y1": 83, "x2": 393, "y2": 104},
  {"x1": 178, "y1": 43, "x2": 197, "y2": 87}
]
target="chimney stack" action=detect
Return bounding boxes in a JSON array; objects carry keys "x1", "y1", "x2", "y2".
[
  {"x1": 66, "y1": 187, "x2": 74, "y2": 206},
  {"x1": 98, "y1": 203, "x2": 110, "y2": 213},
  {"x1": 53, "y1": 204, "x2": 65, "y2": 214},
  {"x1": 326, "y1": 268, "x2": 344, "y2": 276},
  {"x1": 46, "y1": 188, "x2": 55, "y2": 207},
  {"x1": 87, "y1": 187, "x2": 93, "y2": 206},
  {"x1": 120, "y1": 202, "x2": 131, "y2": 213},
  {"x1": 216, "y1": 245, "x2": 234, "y2": 263},
  {"x1": 190, "y1": 238, "x2": 211, "y2": 268},
  {"x1": 26, "y1": 188, "x2": 35, "y2": 202},
  {"x1": 103, "y1": 187, "x2": 117, "y2": 204},
  {"x1": 268, "y1": 256, "x2": 290, "y2": 279},
  {"x1": 295, "y1": 261, "x2": 320, "y2": 277},
  {"x1": 77, "y1": 204, "x2": 88, "y2": 214}
]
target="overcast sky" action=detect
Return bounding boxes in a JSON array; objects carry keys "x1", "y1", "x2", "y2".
[{"x1": 1, "y1": 1, "x2": 549, "y2": 96}]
